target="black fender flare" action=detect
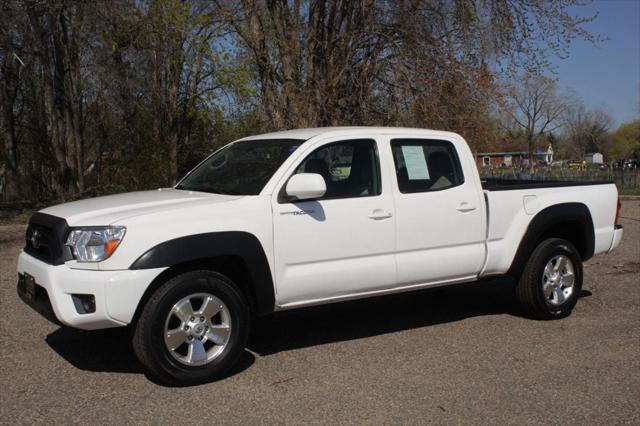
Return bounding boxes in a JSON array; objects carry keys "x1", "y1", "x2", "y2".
[
  {"x1": 130, "y1": 232, "x2": 275, "y2": 315},
  {"x1": 507, "y1": 202, "x2": 595, "y2": 277}
]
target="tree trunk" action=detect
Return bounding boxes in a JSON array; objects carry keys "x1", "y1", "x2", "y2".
[
  {"x1": 527, "y1": 132, "x2": 535, "y2": 174},
  {"x1": 26, "y1": 0, "x2": 85, "y2": 198},
  {"x1": 1, "y1": 55, "x2": 21, "y2": 200}
]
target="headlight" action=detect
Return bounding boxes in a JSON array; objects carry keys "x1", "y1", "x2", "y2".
[{"x1": 65, "y1": 226, "x2": 126, "y2": 262}]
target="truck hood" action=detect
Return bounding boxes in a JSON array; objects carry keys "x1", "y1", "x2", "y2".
[{"x1": 40, "y1": 188, "x2": 241, "y2": 226}]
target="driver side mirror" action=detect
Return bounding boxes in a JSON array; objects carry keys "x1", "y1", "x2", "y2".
[{"x1": 286, "y1": 173, "x2": 326, "y2": 201}]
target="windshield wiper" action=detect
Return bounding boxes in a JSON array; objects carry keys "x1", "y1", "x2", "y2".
[{"x1": 177, "y1": 186, "x2": 243, "y2": 195}]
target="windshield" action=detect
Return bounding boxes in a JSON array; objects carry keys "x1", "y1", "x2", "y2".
[{"x1": 176, "y1": 139, "x2": 304, "y2": 195}]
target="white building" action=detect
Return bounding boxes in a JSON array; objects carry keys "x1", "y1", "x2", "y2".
[
  {"x1": 533, "y1": 144, "x2": 554, "y2": 164},
  {"x1": 585, "y1": 153, "x2": 604, "y2": 164}
]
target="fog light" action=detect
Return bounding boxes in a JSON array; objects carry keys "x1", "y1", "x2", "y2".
[{"x1": 71, "y1": 294, "x2": 96, "y2": 314}]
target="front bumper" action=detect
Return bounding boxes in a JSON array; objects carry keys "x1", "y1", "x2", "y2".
[
  {"x1": 608, "y1": 225, "x2": 623, "y2": 254},
  {"x1": 17, "y1": 252, "x2": 165, "y2": 330}
]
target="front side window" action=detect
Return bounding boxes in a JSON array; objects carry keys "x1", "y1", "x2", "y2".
[
  {"x1": 391, "y1": 139, "x2": 464, "y2": 193},
  {"x1": 176, "y1": 139, "x2": 303, "y2": 195},
  {"x1": 288, "y1": 139, "x2": 381, "y2": 201}
]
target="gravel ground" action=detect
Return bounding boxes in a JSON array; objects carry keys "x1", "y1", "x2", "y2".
[{"x1": 1, "y1": 201, "x2": 638, "y2": 425}]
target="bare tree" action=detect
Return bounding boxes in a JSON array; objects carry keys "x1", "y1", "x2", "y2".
[
  {"x1": 0, "y1": 0, "x2": 604, "y2": 201},
  {"x1": 564, "y1": 102, "x2": 613, "y2": 158},
  {"x1": 0, "y1": 44, "x2": 23, "y2": 200},
  {"x1": 23, "y1": 0, "x2": 87, "y2": 197},
  {"x1": 503, "y1": 74, "x2": 568, "y2": 170},
  {"x1": 215, "y1": 0, "x2": 394, "y2": 128}
]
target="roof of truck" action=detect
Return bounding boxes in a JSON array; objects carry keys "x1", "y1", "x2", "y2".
[{"x1": 237, "y1": 127, "x2": 460, "y2": 141}]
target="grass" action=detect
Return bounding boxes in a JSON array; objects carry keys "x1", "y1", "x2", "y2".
[{"x1": 619, "y1": 188, "x2": 640, "y2": 196}]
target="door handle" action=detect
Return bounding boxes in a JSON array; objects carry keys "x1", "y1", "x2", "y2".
[
  {"x1": 456, "y1": 202, "x2": 477, "y2": 213},
  {"x1": 368, "y1": 209, "x2": 393, "y2": 220}
]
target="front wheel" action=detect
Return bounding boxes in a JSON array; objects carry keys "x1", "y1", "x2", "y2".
[
  {"x1": 132, "y1": 270, "x2": 250, "y2": 386},
  {"x1": 515, "y1": 238, "x2": 583, "y2": 320}
]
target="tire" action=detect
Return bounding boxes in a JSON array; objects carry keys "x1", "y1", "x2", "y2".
[
  {"x1": 132, "y1": 270, "x2": 250, "y2": 386},
  {"x1": 515, "y1": 238, "x2": 583, "y2": 320}
]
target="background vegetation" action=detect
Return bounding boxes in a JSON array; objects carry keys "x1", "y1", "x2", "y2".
[{"x1": 1, "y1": 0, "x2": 639, "y2": 202}]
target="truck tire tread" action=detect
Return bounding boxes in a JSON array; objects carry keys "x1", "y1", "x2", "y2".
[
  {"x1": 132, "y1": 269, "x2": 249, "y2": 386},
  {"x1": 515, "y1": 238, "x2": 583, "y2": 320}
]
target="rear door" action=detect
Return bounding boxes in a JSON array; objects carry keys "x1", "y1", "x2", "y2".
[
  {"x1": 390, "y1": 137, "x2": 485, "y2": 285},
  {"x1": 271, "y1": 137, "x2": 397, "y2": 307}
]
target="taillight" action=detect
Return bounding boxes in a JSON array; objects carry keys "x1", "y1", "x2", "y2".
[{"x1": 615, "y1": 196, "x2": 621, "y2": 226}]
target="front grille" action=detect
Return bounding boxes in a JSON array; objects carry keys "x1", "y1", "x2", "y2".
[
  {"x1": 24, "y1": 213, "x2": 73, "y2": 265},
  {"x1": 25, "y1": 224, "x2": 53, "y2": 261}
]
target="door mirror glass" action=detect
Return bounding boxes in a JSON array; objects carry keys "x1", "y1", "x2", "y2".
[{"x1": 286, "y1": 173, "x2": 327, "y2": 201}]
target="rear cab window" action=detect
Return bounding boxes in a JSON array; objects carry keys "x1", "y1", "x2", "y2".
[{"x1": 391, "y1": 139, "x2": 464, "y2": 193}]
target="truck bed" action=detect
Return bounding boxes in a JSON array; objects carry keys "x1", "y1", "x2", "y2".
[
  {"x1": 481, "y1": 178, "x2": 614, "y2": 191},
  {"x1": 479, "y1": 177, "x2": 618, "y2": 277}
]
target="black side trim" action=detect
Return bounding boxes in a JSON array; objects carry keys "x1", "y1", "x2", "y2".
[
  {"x1": 508, "y1": 203, "x2": 595, "y2": 277},
  {"x1": 130, "y1": 232, "x2": 275, "y2": 315},
  {"x1": 482, "y1": 178, "x2": 614, "y2": 191}
]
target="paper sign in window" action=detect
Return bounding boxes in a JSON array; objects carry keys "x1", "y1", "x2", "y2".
[{"x1": 401, "y1": 146, "x2": 430, "y2": 180}]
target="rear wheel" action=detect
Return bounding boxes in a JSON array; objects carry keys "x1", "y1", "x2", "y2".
[
  {"x1": 132, "y1": 270, "x2": 249, "y2": 386},
  {"x1": 515, "y1": 238, "x2": 583, "y2": 320}
]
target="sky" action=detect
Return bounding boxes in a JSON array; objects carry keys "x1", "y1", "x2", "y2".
[{"x1": 550, "y1": 0, "x2": 640, "y2": 128}]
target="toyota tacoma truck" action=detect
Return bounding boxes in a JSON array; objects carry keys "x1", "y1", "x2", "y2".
[{"x1": 17, "y1": 127, "x2": 624, "y2": 385}]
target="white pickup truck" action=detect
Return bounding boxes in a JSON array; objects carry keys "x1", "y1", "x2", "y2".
[{"x1": 17, "y1": 127, "x2": 623, "y2": 385}]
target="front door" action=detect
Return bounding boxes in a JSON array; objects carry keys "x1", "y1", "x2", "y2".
[{"x1": 272, "y1": 138, "x2": 396, "y2": 307}]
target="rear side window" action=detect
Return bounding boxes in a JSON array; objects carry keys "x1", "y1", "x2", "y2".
[
  {"x1": 290, "y1": 139, "x2": 381, "y2": 200},
  {"x1": 391, "y1": 139, "x2": 464, "y2": 193}
]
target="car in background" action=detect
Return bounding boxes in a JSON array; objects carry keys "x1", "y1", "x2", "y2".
[
  {"x1": 622, "y1": 159, "x2": 639, "y2": 169},
  {"x1": 566, "y1": 160, "x2": 587, "y2": 170}
]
